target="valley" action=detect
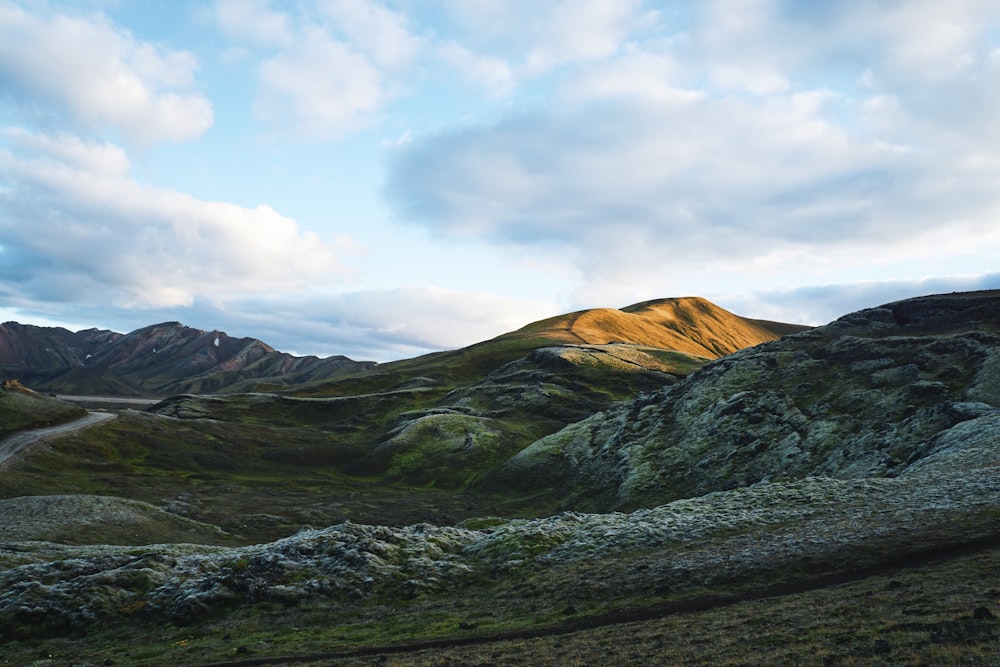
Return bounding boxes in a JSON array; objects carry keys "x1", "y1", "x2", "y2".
[{"x1": 1, "y1": 293, "x2": 999, "y2": 665}]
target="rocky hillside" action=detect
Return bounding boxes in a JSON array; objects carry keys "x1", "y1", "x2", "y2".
[
  {"x1": 0, "y1": 321, "x2": 375, "y2": 396},
  {"x1": 485, "y1": 290, "x2": 1000, "y2": 510},
  {"x1": 1, "y1": 291, "x2": 999, "y2": 665},
  {"x1": 149, "y1": 297, "x2": 801, "y2": 492}
]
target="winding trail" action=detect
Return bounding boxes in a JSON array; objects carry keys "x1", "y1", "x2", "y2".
[{"x1": 0, "y1": 411, "x2": 115, "y2": 470}]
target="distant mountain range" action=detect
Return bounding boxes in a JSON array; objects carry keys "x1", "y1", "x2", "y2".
[
  {"x1": 0, "y1": 321, "x2": 376, "y2": 396},
  {"x1": 0, "y1": 297, "x2": 805, "y2": 398}
]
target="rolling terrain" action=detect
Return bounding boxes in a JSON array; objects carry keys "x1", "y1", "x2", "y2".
[{"x1": 1, "y1": 292, "x2": 999, "y2": 665}]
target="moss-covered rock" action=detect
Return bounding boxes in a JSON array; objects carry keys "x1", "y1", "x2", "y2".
[{"x1": 486, "y1": 291, "x2": 1000, "y2": 511}]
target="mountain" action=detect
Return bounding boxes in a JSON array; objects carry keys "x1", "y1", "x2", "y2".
[
  {"x1": 149, "y1": 297, "x2": 805, "y2": 491},
  {"x1": 1, "y1": 298, "x2": 800, "y2": 399},
  {"x1": 0, "y1": 321, "x2": 120, "y2": 368},
  {"x1": 2, "y1": 291, "x2": 1000, "y2": 665},
  {"x1": 514, "y1": 296, "x2": 805, "y2": 357},
  {"x1": 0, "y1": 321, "x2": 376, "y2": 396},
  {"x1": 347, "y1": 295, "x2": 805, "y2": 387}
]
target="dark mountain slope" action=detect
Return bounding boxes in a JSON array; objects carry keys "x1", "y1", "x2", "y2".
[
  {"x1": 0, "y1": 322, "x2": 119, "y2": 369},
  {"x1": 86, "y1": 322, "x2": 375, "y2": 395},
  {"x1": 19, "y1": 364, "x2": 150, "y2": 398},
  {"x1": 0, "y1": 321, "x2": 375, "y2": 396},
  {"x1": 485, "y1": 290, "x2": 1000, "y2": 510}
]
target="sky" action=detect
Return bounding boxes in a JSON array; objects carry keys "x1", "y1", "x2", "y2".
[{"x1": 2, "y1": 0, "x2": 1000, "y2": 362}]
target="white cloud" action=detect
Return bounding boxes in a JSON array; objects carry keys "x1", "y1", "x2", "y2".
[
  {"x1": 1, "y1": 127, "x2": 130, "y2": 175},
  {"x1": 413, "y1": 0, "x2": 657, "y2": 99},
  {"x1": 0, "y1": 131, "x2": 342, "y2": 309},
  {"x1": 0, "y1": 3, "x2": 212, "y2": 145},
  {"x1": 869, "y1": 0, "x2": 983, "y2": 79},
  {"x1": 386, "y1": 1, "x2": 1000, "y2": 311},
  {"x1": 215, "y1": 0, "x2": 424, "y2": 139},
  {"x1": 316, "y1": 0, "x2": 423, "y2": 70},
  {"x1": 435, "y1": 42, "x2": 515, "y2": 98},
  {"x1": 524, "y1": 0, "x2": 641, "y2": 74},
  {"x1": 386, "y1": 93, "x2": 906, "y2": 251},
  {"x1": 215, "y1": 0, "x2": 292, "y2": 47},
  {"x1": 557, "y1": 46, "x2": 697, "y2": 103},
  {"x1": 256, "y1": 28, "x2": 387, "y2": 137}
]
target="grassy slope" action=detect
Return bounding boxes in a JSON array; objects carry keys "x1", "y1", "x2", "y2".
[
  {"x1": 0, "y1": 297, "x2": 798, "y2": 541},
  {"x1": 0, "y1": 297, "x2": 804, "y2": 538},
  {"x1": 0, "y1": 384, "x2": 86, "y2": 437},
  {"x1": 0, "y1": 411, "x2": 511, "y2": 543},
  {"x1": 2, "y1": 475, "x2": 998, "y2": 665},
  {"x1": 0, "y1": 495, "x2": 243, "y2": 546},
  {"x1": 331, "y1": 545, "x2": 1000, "y2": 667},
  {"x1": 5, "y1": 546, "x2": 997, "y2": 665}
]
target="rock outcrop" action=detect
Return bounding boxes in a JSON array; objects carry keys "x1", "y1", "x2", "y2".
[
  {"x1": 2, "y1": 467, "x2": 998, "y2": 639},
  {"x1": 485, "y1": 290, "x2": 1000, "y2": 511}
]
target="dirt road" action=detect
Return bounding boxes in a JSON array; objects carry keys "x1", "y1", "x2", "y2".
[
  {"x1": 0, "y1": 412, "x2": 115, "y2": 470},
  {"x1": 57, "y1": 395, "x2": 160, "y2": 408}
]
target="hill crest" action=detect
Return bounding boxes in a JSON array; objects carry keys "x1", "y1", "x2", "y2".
[{"x1": 514, "y1": 296, "x2": 809, "y2": 358}]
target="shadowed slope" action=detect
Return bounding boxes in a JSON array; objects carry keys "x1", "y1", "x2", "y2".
[{"x1": 0, "y1": 321, "x2": 375, "y2": 396}]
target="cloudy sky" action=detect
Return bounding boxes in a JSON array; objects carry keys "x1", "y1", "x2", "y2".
[{"x1": 2, "y1": 0, "x2": 1000, "y2": 361}]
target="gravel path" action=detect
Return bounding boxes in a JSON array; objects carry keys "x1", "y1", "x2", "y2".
[{"x1": 0, "y1": 411, "x2": 115, "y2": 470}]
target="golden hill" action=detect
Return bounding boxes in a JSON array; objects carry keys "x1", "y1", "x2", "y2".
[
  {"x1": 294, "y1": 296, "x2": 809, "y2": 394},
  {"x1": 514, "y1": 296, "x2": 808, "y2": 358}
]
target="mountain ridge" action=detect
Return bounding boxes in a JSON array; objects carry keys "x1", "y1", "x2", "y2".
[
  {"x1": 0, "y1": 320, "x2": 376, "y2": 396},
  {"x1": 0, "y1": 297, "x2": 806, "y2": 397}
]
